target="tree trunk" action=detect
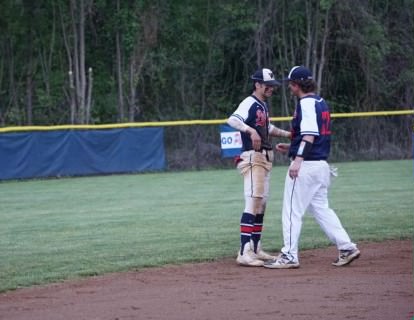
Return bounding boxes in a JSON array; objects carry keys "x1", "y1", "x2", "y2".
[
  {"x1": 68, "y1": 0, "x2": 89, "y2": 124},
  {"x1": 86, "y1": 67, "x2": 93, "y2": 123},
  {"x1": 305, "y1": 2, "x2": 312, "y2": 67},
  {"x1": 59, "y1": 2, "x2": 75, "y2": 123},
  {"x1": 26, "y1": 40, "x2": 34, "y2": 125},
  {"x1": 68, "y1": 71, "x2": 76, "y2": 124},
  {"x1": 317, "y1": 9, "x2": 330, "y2": 95},
  {"x1": 79, "y1": 0, "x2": 87, "y2": 123},
  {"x1": 115, "y1": 0, "x2": 125, "y2": 122},
  {"x1": 128, "y1": 61, "x2": 136, "y2": 122},
  {"x1": 26, "y1": 72, "x2": 33, "y2": 125}
]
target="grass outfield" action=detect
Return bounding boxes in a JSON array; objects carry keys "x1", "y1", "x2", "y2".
[{"x1": 0, "y1": 159, "x2": 412, "y2": 292}]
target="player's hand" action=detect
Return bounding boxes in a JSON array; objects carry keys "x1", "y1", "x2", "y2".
[
  {"x1": 249, "y1": 130, "x2": 262, "y2": 151},
  {"x1": 289, "y1": 158, "x2": 303, "y2": 179},
  {"x1": 275, "y1": 143, "x2": 290, "y2": 153}
]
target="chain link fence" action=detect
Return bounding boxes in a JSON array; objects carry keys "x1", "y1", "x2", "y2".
[{"x1": 164, "y1": 115, "x2": 413, "y2": 171}]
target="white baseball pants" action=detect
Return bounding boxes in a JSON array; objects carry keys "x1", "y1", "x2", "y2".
[{"x1": 281, "y1": 160, "x2": 357, "y2": 263}]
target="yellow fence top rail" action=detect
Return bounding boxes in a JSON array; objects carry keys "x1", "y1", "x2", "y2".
[{"x1": 0, "y1": 110, "x2": 412, "y2": 133}]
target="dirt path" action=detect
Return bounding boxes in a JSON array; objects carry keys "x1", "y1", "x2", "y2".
[{"x1": 0, "y1": 240, "x2": 412, "y2": 320}]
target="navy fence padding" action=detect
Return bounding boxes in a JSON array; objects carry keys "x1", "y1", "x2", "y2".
[{"x1": 0, "y1": 127, "x2": 165, "y2": 180}]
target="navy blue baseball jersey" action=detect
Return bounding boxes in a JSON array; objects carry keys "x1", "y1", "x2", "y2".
[
  {"x1": 231, "y1": 95, "x2": 272, "y2": 151},
  {"x1": 288, "y1": 95, "x2": 331, "y2": 160}
]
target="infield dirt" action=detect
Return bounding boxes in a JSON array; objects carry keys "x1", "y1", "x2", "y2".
[{"x1": 0, "y1": 239, "x2": 412, "y2": 320}]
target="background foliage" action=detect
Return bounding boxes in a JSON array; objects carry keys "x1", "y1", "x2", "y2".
[
  {"x1": 1, "y1": 0, "x2": 413, "y2": 125},
  {"x1": 0, "y1": 0, "x2": 413, "y2": 168}
]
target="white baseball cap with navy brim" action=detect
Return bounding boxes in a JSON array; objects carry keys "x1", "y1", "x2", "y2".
[{"x1": 250, "y1": 68, "x2": 281, "y2": 86}]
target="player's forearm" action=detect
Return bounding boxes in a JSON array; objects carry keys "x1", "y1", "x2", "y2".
[
  {"x1": 227, "y1": 116, "x2": 253, "y2": 134},
  {"x1": 269, "y1": 124, "x2": 291, "y2": 138},
  {"x1": 227, "y1": 115, "x2": 261, "y2": 150}
]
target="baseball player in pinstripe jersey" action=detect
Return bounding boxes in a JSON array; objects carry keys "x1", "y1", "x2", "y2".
[
  {"x1": 227, "y1": 68, "x2": 291, "y2": 267},
  {"x1": 264, "y1": 66, "x2": 360, "y2": 269}
]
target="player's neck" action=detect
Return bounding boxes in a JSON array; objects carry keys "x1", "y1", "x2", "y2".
[
  {"x1": 298, "y1": 92, "x2": 315, "y2": 99},
  {"x1": 252, "y1": 92, "x2": 266, "y2": 103}
]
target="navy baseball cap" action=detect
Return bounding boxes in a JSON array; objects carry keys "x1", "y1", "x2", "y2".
[
  {"x1": 251, "y1": 68, "x2": 281, "y2": 86},
  {"x1": 284, "y1": 66, "x2": 313, "y2": 81}
]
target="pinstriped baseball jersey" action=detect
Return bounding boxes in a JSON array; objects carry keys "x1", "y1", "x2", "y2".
[{"x1": 288, "y1": 94, "x2": 331, "y2": 160}]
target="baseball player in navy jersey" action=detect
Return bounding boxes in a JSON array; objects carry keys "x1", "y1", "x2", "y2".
[
  {"x1": 227, "y1": 68, "x2": 291, "y2": 267},
  {"x1": 264, "y1": 66, "x2": 360, "y2": 269}
]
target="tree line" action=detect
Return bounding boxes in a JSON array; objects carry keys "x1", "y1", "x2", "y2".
[{"x1": 0, "y1": 0, "x2": 413, "y2": 127}]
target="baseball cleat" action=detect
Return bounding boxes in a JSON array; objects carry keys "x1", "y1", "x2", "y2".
[
  {"x1": 236, "y1": 250, "x2": 264, "y2": 267},
  {"x1": 332, "y1": 248, "x2": 361, "y2": 267},
  {"x1": 255, "y1": 249, "x2": 276, "y2": 261},
  {"x1": 251, "y1": 240, "x2": 276, "y2": 261},
  {"x1": 263, "y1": 253, "x2": 300, "y2": 269},
  {"x1": 236, "y1": 243, "x2": 264, "y2": 267}
]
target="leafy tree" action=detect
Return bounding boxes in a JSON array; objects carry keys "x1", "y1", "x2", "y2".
[{"x1": 0, "y1": 0, "x2": 412, "y2": 128}]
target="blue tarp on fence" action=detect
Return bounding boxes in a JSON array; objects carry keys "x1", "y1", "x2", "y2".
[{"x1": 0, "y1": 127, "x2": 165, "y2": 180}]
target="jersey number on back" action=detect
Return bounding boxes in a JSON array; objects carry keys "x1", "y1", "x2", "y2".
[{"x1": 321, "y1": 111, "x2": 331, "y2": 135}]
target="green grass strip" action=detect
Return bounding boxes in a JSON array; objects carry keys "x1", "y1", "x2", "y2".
[{"x1": 0, "y1": 160, "x2": 412, "y2": 292}]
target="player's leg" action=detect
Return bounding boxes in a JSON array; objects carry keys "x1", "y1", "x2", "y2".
[
  {"x1": 307, "y1": 188, "x2": 356, "y2": 249},
  {"x1": 280, "y1": 172, "x2": 314, "y2": 261},
  {"x1": 242, "y1": 163, "x2": 266, "y2": 251},
  {"x1": 250, "y1": 167, "x2": 275, "y2": 260},
  {"x1": 236, "y1": 155, "x2": 265, "y2": 266},
  {"x1": 264, "y1": 162, "x2": 317, "y2": 269},
  {"x1": 246, "y1": 152, "x2": 273, "y2": 253},
  {"x1": 308, "y1": 190, "x2": 360, "y2": 266},
  {"x1": 307, "y1": 162, "x2": 357, "y2": 249},
  {"x1": 307, "y1": 162, "x2": 360, "y2": 266}
]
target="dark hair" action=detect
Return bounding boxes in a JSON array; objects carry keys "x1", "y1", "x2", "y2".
[
  {"x1": 292, "y1": 79, "x2": 317, "y2": 93},
  {"x1": 252, "y1": 81, "x2": 261, "y2": 92}
]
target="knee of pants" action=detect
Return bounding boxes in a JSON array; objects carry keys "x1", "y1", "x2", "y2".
[
  {"x1": 245, "y1": 196, "x2": 266, "y2": 214},
  {"x1": 243, "y1": 164, "x2": 268, "y2": 199}
]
